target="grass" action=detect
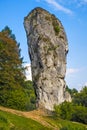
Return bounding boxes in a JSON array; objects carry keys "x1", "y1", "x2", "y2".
[
  {"x1": 44, "y1": 117, "x2": 87, "y2": 130},
  {"x1": 0, "y1": 109, "x2": 87, "y2": 130},
  {"x1": 0, "y1": 110, "x2": 51, "y2": 130}
]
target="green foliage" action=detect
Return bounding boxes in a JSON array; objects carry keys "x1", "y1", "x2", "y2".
[
  {"x1": 71, "y1": 105, "x2": 87, "y2": 124},
  {"x1": 23, "y1": 80, "x2": 36, "y2": 110},
  {"x1": 1, "y1": 26, "x2": 16, "y2": 40},
  {"x1": 0, "y1": 27, "x2": 25, "y2": 90},
  {"x1": 0, "y1": 80, "x2": 36, "y2": 111},
  {"x1": 66, "y1": 86, "x2": 87, "y2": 107},
  {"x1": 54, "y1": 86, "x2": 87, "y2": 125},
  {"x1": 0, "y1": 27, "x2": 36, "y2": 111},
  {"x1": 54, "y1": 25, "x2": 60, "y2": 34},
  {"x1": 60, "y1": 127, "x2": 68, "y2": 130},
  {"x1": 1, "y1": 89, "x2": 29, "y2": 110},
  {"x1": 54, "y1": 101, "x2": 87, "y2": 124},
  {"x1": 73, "y1": 86, "x2": 87, "y2": 107},
  {"x1": 52, "y1": 14, "x2": 60, "y2": 35},
  {"x1": 66, "y1": 85, "x2": 78, "y2": 98},
  {"x1": 54, "y1": 102, "x2": 73, "y2": 120}
]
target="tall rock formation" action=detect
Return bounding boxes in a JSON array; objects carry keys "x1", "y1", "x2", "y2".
[{"x1": 24, "y1": 7, "x2": 71, "y2": 111}]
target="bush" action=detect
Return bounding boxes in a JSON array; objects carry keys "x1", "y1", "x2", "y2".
[
  {"x1": 0, "y1": 80, "x2": 36, "y2": 111},
  {"x1": 0, "y1": 89, "x2": 29, "y2": 110},
  {"x1": 54, "y1": 25, "x2": 60, "y2": 34},
  {"x1": 54, "y1": 101, "x2": 87, "y2": 124},
  {"x1": 71, "y1": 105, "x2": 87, "y2": 124},
  {"x1": 54, "y1": 102, "x2": 73, "y2": 120},
  {"x1": 51, "y1": 14, "x2": 60, "y2": 35},
  {"x1": 60, "y1": 127, "x2": 68, "y2": 130},
  {"x1": 73, "y1": 86, "x2": 87, "y2": 107}
]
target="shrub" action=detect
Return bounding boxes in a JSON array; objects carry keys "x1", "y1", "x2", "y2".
[
  {"x1": 54, "y1": 101, "x2": 73, "y2": 120},
  {"x1": 73, "y1": 86, "x2": 87, "y2": 107},
  {"x1": 0, "y1": 79, "x2": 36, "y2": 111},
  {"x1": 54, "y1": 25, "x2": 60, "y2": 34},
  {"x1": 51, "y1": 14, "x2": 60, "y2": 35},
  {"x1": 0, "y1": 89, "x2": 29, "y2": 110},
  {"x1": 71, "y1": 105, "x2": 87, "y2": 124},
  {"x1": 60, "y1": 127, "x2": 68, "y2": 130},
  {"x1": 54, "y1": 101, "x2": 87, "y2": 124}
]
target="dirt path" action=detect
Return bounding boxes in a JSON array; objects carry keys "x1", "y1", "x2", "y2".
[{"x1": 0, "y1": 106, "x2": 58, "y2": 130}]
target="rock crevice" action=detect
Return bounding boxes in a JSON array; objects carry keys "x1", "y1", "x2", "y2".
[{"x1": 24, "y1": 7, "x2": 71, "y2": 111}]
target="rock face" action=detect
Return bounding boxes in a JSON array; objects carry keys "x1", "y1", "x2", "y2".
[{"x1": 24, "y1": 7, "x2": 71, "y2": 111}]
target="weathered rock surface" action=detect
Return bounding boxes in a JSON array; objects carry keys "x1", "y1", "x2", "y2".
[{"x1": 24, "y1": 7, "x2": 71, "y2": 111}]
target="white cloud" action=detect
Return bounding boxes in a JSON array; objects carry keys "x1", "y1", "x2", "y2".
[
  {"x1": 24, "y1": 63, "x2": 32, "y2": 81},
  {"x1": 37, "y1": 0, "x2": 72, "y2": 14},
  {"x1": 44, "y1": 0, "x2": 72, "y2": 14},
  {"x1": 76, "y1": 0, "x2": 87, "y2": 6},
  {"x1": 83, "y1": 0, "x2": 87, "y2": 2},
  {"x1": 66, "y1": 68, "x2": 79, "y2": 75},
  {"x1": 84, "y1": 82, "x2": 87, "y2": 86}
]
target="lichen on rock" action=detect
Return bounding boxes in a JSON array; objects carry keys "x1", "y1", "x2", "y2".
[{"x1": 24, "y1": 7, "x2": 71, "y2": 111}]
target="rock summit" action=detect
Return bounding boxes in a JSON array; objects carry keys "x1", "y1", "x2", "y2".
[{"x1": 24, "y1": 7, "x2": 71, "y2": 111}]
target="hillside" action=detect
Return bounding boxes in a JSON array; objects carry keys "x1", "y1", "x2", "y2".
[{"x1": 0, "y1": 106, "x2": 87, "y2": 130}]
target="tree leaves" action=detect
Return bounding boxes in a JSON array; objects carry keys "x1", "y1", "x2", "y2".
[{"x1": 0, "y1": 27, "x2": 36, "y2": 110}]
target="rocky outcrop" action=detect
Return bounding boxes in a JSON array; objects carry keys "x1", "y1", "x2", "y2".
[{"x1": 24, "y1": 7, "x2": 71, "y2": 111}]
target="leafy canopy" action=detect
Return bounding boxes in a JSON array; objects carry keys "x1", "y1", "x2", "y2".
[{"x1": 0, "y1": 26, "x2": 36, "y2": 110}]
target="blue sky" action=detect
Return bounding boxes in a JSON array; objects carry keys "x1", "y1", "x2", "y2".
[{"x1": 0, "y1": 0, "x2": 87, "y2": 90}]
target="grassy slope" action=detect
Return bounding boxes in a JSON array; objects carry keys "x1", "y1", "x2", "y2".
[
  {"x1": 0, "y1": 108, "x2": 87, "y2": 130},
  {"x1": 0, "y1": 110, "x2": 51, "y2": 130},
  {"x1": 44, "y1": 117, "x2": 87, "y2": 130}
]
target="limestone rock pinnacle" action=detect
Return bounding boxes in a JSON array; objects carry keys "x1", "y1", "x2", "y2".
[{"x1": 24, "y1": 7, "x2": 71, "y2": 111}]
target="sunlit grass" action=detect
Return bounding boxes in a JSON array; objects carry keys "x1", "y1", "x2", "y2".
[{"x1": 0, "y1": 110, "x2": 51, "y2": 130}]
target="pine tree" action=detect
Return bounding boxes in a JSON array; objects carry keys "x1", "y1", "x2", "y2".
[
  {"x1": 0, "y1": 26, "x2": 28, "y2": 109},
  {"x1": 0, "y1": 26, "x2": 36, "y2": 110},
  {"x1": 0, "y1": 26, "x2": 25, "y2": 90}
]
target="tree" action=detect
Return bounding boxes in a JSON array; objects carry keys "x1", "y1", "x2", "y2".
[
  {"x1": 66, "y1": 86, "x2": 78, "y2": 98},
  {"x1": 73, "y1": 86, "x2": 87, "y2": 107},
  {"x1": 1, "y1": 26, "x2": 16, "y2": 40},
  {"x1": 71, "y1": 105, "x2": 87, "y2": 124},
  {"x1": 23, "y1": 80, "x2": 36, "y2": 110},
  {"x1": 0, "y1": 26, "x2": 29, "y2": 110},
  {"x1": 54, "y1": 101, "x2": 87, "y2": 124},
  {"x1": 54, "y1": 101, "x2": 73, "y2": 120},
  {"x1": 0, "y1": 26, "x2": 25, "y2": 90},
  {"x1": 0, "y1": 26, "x2": 36, "y2": 110}
]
